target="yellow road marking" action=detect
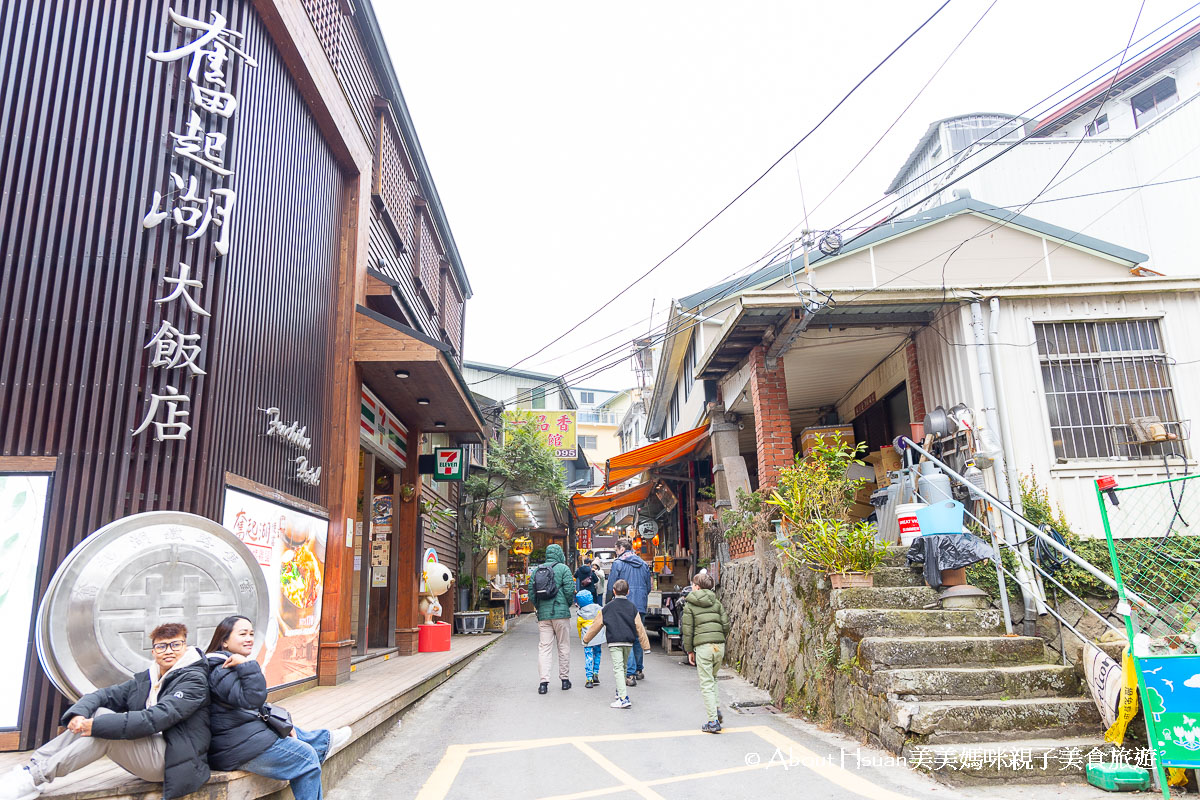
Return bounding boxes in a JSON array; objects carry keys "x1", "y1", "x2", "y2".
[
  {"x1": 750, "y1": 724, "x2": 917, "y2": 800},
  {"x1": 416, "y1": 722, "x2": 919, "y2": 800},
  {"x1": 462, "y1": 725, "x2": 752, "y2": 754},
  {"x1": 413, "y1": 743, "x2": 468, "y2": 800},
  {"x1": 572, "y1": 741, "x2": 666, "y2": 800}
]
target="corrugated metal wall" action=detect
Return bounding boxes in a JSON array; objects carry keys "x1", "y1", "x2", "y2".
[
  {"x1": 0, "y1": 0, "x2": 343, "y2": 745},
  {"x1": 916, "y1": 292, "x2": 1200, "y2": 538}
]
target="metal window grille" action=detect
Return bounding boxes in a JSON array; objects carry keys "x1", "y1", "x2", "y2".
[
  {"x1": 579, "y1": 435, "x2": 598, "y2": 450},
  {"x1": 1035, "y1": 319, "x2": 1185, "y2": 460}
]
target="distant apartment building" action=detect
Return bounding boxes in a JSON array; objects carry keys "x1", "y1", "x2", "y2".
[{"x1": 886, "y1": 21, "x2": 1200, "y2": 273}]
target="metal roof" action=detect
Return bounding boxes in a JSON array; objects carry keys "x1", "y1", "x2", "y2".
[
  {"x1": 678, "y1": 197, "x2": 1148, "y2": 310},
  {"x1": 885, "y1": 112, "x2": 1025, "y2": 195}
]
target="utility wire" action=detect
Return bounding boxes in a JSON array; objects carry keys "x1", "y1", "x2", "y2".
[{"x1": 469, "y1": 0, "x2": 954, "y2": 388}]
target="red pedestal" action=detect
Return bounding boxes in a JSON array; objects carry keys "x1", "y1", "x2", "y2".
[{"x1": 418, "y1": 622, "x2": 452, "y2": 652}]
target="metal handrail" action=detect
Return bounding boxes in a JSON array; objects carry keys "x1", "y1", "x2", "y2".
[{"x1": 899, "y1": 437, "x2": 1150, "y2": 645}]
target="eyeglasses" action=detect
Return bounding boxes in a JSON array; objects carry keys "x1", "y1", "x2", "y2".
[{"x1": 151, "y1": 640, "x2": 186, "y2": 653}]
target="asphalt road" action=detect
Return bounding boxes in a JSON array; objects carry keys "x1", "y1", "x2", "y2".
[{"x1": 327, "y1": 613, "x2": 1128, "y2": 800}]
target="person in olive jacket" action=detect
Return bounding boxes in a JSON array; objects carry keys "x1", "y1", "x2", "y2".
[
  {"x1": 205, "y1": 615, "x2": 350, "y2": 800},
  {"x1": 527, "y1": 543, "x2": 577, "y2": 695},
  {"x1": 0, "y1": 622, "x2": 211, "y2": 800},
  {"x1": 681, "y1": 572, "x2": 731, "y2": 733}
]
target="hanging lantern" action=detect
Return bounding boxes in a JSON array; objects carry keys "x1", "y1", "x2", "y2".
[
  {"x1": 651, "y1": 534, "x2": 660, "y2": 547},
  {"x1": 633, "y1": 535, "x2": 643, "y2": 550}
]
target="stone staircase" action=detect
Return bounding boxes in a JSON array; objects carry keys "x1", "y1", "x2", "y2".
[{"x1": 833, "y1": 548, "x2": 1107, "y2": 784}]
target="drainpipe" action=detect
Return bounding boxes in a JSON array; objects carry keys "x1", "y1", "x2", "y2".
[
  {"x1": 988, "y1": 298, "x2": 1048, "y2": 608},
  {"x1": 970, "y1": 301, "x2": 1045, "y2": 634}
]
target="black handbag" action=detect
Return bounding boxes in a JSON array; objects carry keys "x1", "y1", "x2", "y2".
[{"x1": 259, "y1": 703, "x2": 294, "y2": 738}]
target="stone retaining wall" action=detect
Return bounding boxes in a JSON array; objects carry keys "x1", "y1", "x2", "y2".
[{"x1": 718, "y1": 546, "x2": 846, "y2": 723}]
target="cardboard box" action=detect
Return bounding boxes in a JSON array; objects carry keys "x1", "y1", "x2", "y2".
[
  {"x1": 798, "y1": 425, "x2": 855, "y2": 457},
  {"x1": 854, "y1": 484, "x2": 877, "y2": 505},
  {"x1": 850, "y1": 502, "x2": 875, "y2": 519}
]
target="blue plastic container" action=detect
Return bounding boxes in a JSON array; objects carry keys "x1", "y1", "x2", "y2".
[{"x1": 914, "y1": 500, "x2": 965, "y2": 535}]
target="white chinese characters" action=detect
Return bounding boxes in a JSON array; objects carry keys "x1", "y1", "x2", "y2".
[{"x1": 134, "y1": 7, "x2": 256, "y2": 443}]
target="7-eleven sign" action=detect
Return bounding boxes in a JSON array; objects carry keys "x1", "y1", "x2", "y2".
[{"x1": 434, "y1": 447, "x2": 464, "y2": 481}]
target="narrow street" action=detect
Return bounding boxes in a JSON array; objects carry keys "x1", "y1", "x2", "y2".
[{"x1": 327, "y1": 615, "x2": 1107, "y2": 800}]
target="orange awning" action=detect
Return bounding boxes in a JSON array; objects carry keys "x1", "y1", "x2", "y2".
[
  {"x1": 603, "y1": 425, "x2": 709, "y2": 489},
  {"x1": 570, "y1": 481, "x2": 655, "y2": 520}
]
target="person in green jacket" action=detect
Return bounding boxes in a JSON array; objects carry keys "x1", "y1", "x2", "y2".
[
  {"x1": 681, "y1": 571, "x2": 731, "y2": 733},
  {"x1": 527, "y1": 544, "x2": 577, "y2": 695}
]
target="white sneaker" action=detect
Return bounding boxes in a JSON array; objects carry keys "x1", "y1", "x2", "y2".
[
  {"x1": 0, "y1": 767, "x2": 40, "y2": 800},
  {"x1": 328, "y1": 726, "x2": 352, "y2": 753},
  {"x1": 609, "y1": 697, "x2": 631, "y2": 709}
]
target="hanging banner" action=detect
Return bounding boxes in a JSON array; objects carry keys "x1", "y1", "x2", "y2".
[
  {"x1": 223, "y1": 488, "x2": 328, "y2": 688},
  {"x1": 0, "y1": 474, "x2": 50, "y2": 727},
  {"x1": 1083, "y1": 642, "x2": 1123, "y2": 729}
]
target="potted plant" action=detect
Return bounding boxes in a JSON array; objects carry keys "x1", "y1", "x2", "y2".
[
  {"x1": 789, "y1": 518, "x2": 886, "y2": 588},
  {"x1": 768, "y1": 440, "x2": 885, "y2": 586}
]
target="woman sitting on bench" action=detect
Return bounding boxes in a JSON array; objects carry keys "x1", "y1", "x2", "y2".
[{"x1": 205, "y1": 616, "x2": 351, "y2": 800}]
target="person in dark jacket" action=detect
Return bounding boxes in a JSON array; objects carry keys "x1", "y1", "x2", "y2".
[
  {"x1": 205, "y1": 616, "x2": 350, "y2": 800},
  {"x1": 681, "y1": 572, "x2": 732, "y2": 733},
  {"x1": 574, "y1": 558, "x2": 599, "y2": 598},
  {"x1": 0, "y1": 622, "x2": 210, "y2": 800},
  {"x1": 583, "y1": 579, "x2": 650, "y2": 709},
  {"x1": 527, "y1": 544, "x2": 577, "y2": 695},
  {"x1": 605, "y1": 537, "x2": 652, "y2": 684}
]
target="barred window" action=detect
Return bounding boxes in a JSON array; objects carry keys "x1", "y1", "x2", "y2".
[{"x1": 1036, "y1": 320, "x2": 1184, "y2": 460}]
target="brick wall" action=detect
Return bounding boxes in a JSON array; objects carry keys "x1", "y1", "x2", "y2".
[
  {"x1": 748, "y1": 345, "x2": 794, "y2": 489},
  {"x1": 906, "y1": 341, "x2": 926, "y2": 423}
]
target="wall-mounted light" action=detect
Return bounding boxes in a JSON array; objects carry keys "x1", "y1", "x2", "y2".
[
  {"x1": 394, "y1": 369, "x2": 410, "y2": 379},
  {"x1": 434, "y1": 421, "x2": 446, "y2": 428},
  {"x1": 417, "y1": 398, "x2": 431, "y2": 405}
]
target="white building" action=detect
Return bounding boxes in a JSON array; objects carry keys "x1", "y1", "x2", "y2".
[
  {"x1": 886, "y1": 22, "x2": 1200, "y2": 274},
  {"x1": 650, "y1": 198, "x2": 1200, "y2": 538}
]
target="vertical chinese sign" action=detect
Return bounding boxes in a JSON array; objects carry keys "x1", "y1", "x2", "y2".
[
  {"x1": 503, "y1": 409, "x2": 577, "y2": 459},
  {"x1": 223, "y1": 488, "x2": 328, "y2": 687},
  {"x1": 133, "y1": 9, "x2": 257, "y2": 442}
]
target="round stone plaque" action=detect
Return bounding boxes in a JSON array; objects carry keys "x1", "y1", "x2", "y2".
[{"x1": 37, "y1": 511, "x2": 269, "y2": 700}]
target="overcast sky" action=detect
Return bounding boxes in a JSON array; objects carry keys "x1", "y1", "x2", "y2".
[{"x1": 374, "y1": 0, "x2": 1194, "y2": 391}]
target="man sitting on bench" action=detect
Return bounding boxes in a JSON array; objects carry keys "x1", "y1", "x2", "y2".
[{"x1": 0, "y1": 622, "x2": 211, "y2": 800}]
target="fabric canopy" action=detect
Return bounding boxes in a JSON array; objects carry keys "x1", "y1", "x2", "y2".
[
  {"x1": 570, "y1": 481, "x2": 655, "y2": 520},
  {"x1": 603, "y1": 424, "x2": 709, "y2": 489}
]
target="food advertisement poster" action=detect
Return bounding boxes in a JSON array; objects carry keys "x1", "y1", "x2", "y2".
[
  {"x1": 0, "y1": 474, "x2": 49, "y2": 728},
  {"x1": 223, "y1": 488, "x2": 328, "y2": 688}
]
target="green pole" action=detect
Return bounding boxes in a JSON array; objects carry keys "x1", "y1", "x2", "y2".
[{"x1": 1096, "y1": 480, "x2": 1170, "y2": 798}]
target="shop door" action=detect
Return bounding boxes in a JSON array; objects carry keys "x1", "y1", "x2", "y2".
[{"x1": 353, "y1": 452, "x2": 398, "y2": 654}]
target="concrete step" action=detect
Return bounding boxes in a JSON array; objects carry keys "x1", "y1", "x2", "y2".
[
  {"x1": 872, "y1": 565, "x2": 927, "y2": 587},
  {"x1": 870, "y1": 664, "x2": 1081, "y2": 700},
  {"x1": 835, "y1": 608, "x2": 1004, "y2": 639},
  {"x1": 892, "y1": 697, "x2": 1103, "y2": 744},
  {"x1": 903, "y1": 737, "x2": 1112, "y2": 784},
  {"x1": 859, "y1": 635, "x2": 1046, "y2": 669},
  {"x1": 831, "y1": 586, "x2": 940, "y2": 610},
  {"x1": 880, "y1": 546, "x2": 911, "y2": 567}
]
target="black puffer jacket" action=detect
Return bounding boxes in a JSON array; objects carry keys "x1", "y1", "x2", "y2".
[
  {"x1": 63, "y1": 647, "x2": 211, "y2": 800},
  {"x1": 205, "y1": 652, "x2": 278, "y2": 771}
]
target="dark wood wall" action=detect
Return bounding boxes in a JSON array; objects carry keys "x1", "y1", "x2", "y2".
[{"x1": 0, "y1": 0, "x2": 343, "y2": 745}]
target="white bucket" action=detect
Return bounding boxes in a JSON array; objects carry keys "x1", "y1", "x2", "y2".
[{"x1": 897, "y1": 502, "x2": 926, "y2": 546}]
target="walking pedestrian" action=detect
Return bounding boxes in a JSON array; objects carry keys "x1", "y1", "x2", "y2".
[
  {"x1": 574, "y1": 590, "x2": 605, "y2": 688},
  {"x1": 0, "y1": 623, "x2": 211, "y2": 800},
  {"x1": 528, "y1": 543, "x2": 577, "y2": 694},
  {"x1": 681, "y1": 572, "x2": 731, "y2": 733},
  {"x1": 605, "y1": 537, "x2": 651, "y2": 685},
  {"x1": 205, "y1": 616, "x2": 351, "y2": 800},
  {"x1": 574, "y1": 557, "x2": 599, "y2": 596},
  {"x1": 583, "y1": 579, "x2": 650, "y2": 709},
  {"x1": 593, "y1": 566, "x2": 606, "y2": 606}
]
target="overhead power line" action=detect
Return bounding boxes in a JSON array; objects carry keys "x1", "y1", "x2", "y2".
[{"x1": 469, "y1": 0, "x2": 954, "y2": 388}]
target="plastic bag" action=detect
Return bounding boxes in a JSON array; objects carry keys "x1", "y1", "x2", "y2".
[{"x1": 906, "y1": 533, "x2": 994, "y2": 589}]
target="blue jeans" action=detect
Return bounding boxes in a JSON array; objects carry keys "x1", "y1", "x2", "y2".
[
  {"x1": 583, "y1": 645, "x2": 602, "y2": 678},
  {"x1": 242, "y1": 727, "x2": 330, "y2": 800},
  {"x1": 626, "y1": 639, "x2": 644, "y2": 676}
]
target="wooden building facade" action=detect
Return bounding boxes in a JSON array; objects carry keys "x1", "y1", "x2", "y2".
[{"x1": 0, "y1": 0, "x2": 483, "y2": 749}]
